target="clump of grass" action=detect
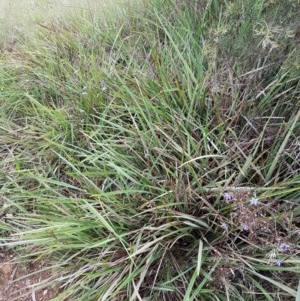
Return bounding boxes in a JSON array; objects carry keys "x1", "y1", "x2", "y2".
[{"x1": 0, "y1": 0, "x2": 299, "y2": 300}]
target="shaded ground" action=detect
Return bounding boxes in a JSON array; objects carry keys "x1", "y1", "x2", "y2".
[{"x1": 0, "y1": 249, "x2": 59, "y2": 301}]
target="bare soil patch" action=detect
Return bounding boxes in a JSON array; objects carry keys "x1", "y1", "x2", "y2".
[{"x1": 0, "y1": 249, "x2": 59, "y2": 301}]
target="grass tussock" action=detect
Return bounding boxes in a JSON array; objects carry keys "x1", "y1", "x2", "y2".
[{"x1": 0, "y1": 0, "x2": 300, "y2": 300}]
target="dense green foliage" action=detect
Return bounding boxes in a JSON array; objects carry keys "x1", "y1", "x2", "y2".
[{"x1": 1, "y1": 0, "x2": 299, "y2": 300}]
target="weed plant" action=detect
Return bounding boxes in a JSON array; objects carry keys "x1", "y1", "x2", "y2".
[{"x1": 0, "y1": 0, "x2": 300, "y2": 300}]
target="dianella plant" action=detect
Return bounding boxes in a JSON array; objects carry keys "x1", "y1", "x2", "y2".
[{"x1": 0, "y1": 0, "x2": 299, "y2": 300}]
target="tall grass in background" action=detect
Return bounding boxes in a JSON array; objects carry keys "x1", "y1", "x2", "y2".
[
  {"x1": 0, "y1": 0, "x2": 300, "y2": 300},
  {"x1": 0, "y1": 0, "x2": 131, "y2": 51}
]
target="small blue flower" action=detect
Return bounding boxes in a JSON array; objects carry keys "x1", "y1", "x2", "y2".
[
  {"x1": 241, "y1": 223, "x2": 249, "y2": 231},
  {"x1": 273, "y1": 259, "x2": 283, "y2": 266},
  {"x1": 221, "y1": 222, "x2": 228, "y2": 230},
  {"x1": 278, "y1": 243, "x2": 290, "y2": 252},
  {"x1": 249, "y1": 197, "x2": 259, "y2": 205},
  {"x1": 223, "y1": 193, "x2": 233, "y2": 203}
]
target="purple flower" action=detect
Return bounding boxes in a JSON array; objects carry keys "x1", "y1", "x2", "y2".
[
  {"x1": 278, "y1": 243, "x2": 290, "y2": 252},
  {"x1": 249, "y1": 197, "x2": 259, "y2": 205},
  {"x1": 241, "y1": 223, "x2": 249, "y2": 231},
  {"x1": 223, "y1": 193, "x2": 233, "y2": 203},
  {"x1": 221, "y1": 222, "x2": 228, "y2": 230},
  {"x1": 273, "y1": 259, "x2": 283, "y2": 266}
]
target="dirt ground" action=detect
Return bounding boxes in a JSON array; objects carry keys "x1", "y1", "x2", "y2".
[{"x1": 0, "y1": 249, "x2": 60, "y2": 301}]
